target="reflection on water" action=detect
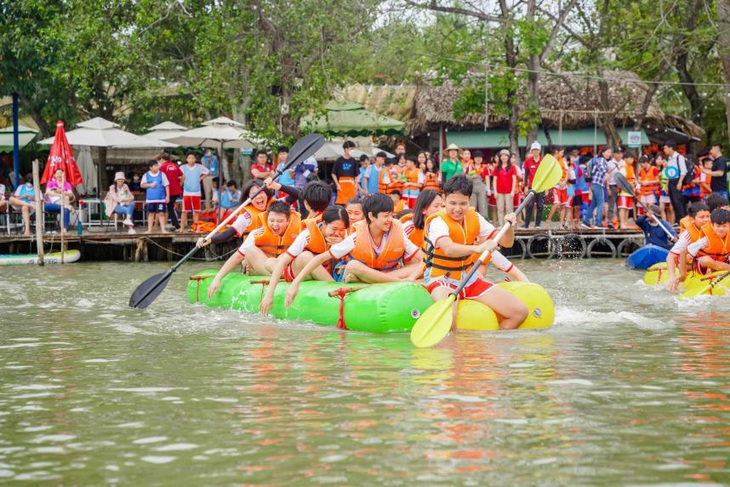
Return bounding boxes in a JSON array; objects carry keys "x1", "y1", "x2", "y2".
[{"x1": 0, "y1": 260, "x2": 729, "y2": 483}]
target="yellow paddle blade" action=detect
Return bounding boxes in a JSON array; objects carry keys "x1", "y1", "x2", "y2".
[
  {"x1": 410, "y1": 295, "x2": 457, "y2": 348},
  {"x1": 531, "y1": 153, "x2": 563, "y2": 193}
]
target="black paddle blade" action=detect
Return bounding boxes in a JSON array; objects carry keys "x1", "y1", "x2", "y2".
[
  {"x1": 129, "y1": 272, "x2": 172, "y2": 309},
  {"x1": 614, "y1": 173, "x2": 634, "y2": 198},
  {"x1": 287, "y1": 133, "x2": 325, "y2": 167}
]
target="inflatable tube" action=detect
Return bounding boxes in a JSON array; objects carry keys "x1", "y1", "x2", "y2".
[
  {"x1": 626, "y1": 244, "x2": 669, "y2": 270},
  {"x1": 188, "y1": 271, "x2": 434, "y2": 333},
  {"x1": 554, "y1": 234, "x2": 587, "y2": 259},
  {"x1": 456, "y1": 282, "x2": 555, "y2": 331},
  {"x1": 643, "y1": 262, "x2": 669, "y2": 285},
  {"x1": 586, "y1": 238, "x2": 616, "y2": 258},
  {"x1": 0, "y1": 250, "x2": 80, "y2": 266},
  {"x1": 617, "y1": 239, "x2": 643, "y2": 258},
  {"x1": 681, "y1": 270, "x2": 730, "y2": 294},
  {"x1": 526, "y1": 235, "x2": 553, "y2": 259},
  {"x1": 188, "y1": 272, "x2": 555, "y2": 333}
]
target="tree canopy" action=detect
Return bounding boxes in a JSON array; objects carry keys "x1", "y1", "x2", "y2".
[{"x1": 1, "y1": 0, "x2": 728, "y2": 145}]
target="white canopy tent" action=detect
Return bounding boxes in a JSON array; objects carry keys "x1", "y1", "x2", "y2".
[{"x1": 0, "y1": 124, "x2": 37, "y2": 152}]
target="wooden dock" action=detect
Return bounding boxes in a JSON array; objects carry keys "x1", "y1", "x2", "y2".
[{"x1": 0, "y1": 227, "x2": 648, "y2": 262}]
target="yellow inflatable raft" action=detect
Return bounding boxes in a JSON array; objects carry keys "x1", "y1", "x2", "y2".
[{"x1": 456, "y1": 281, "x2": 555, "y2": 331}]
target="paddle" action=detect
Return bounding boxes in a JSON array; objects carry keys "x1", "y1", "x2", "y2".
[
  {"x1": 615, "y1": 173, "x2": 675, "y2": 240},
  {"x1": 410, "y1": 153, "x2": 562, "y2": 348},
  {"x1": 128, "y1": 133, "x2": 325, "y2": 309},
  {"x1": 679, "y1": 269, "x2": 730, "y2": 299}
]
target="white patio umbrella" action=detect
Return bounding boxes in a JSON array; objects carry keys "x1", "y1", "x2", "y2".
[
  {"x1": 39, "y1": 117, "x2": 178, "y2": 148},
  {"x1": 40, "y1": 117, "x2": 177, "y2": 196},
  {"x1": 167, "y1": 116, "x2": 265, "y2": 217},
  {"x1": 166, "y1": 116, "x2": 260, "y2": 149},
  {"x1": 143, "y1": 121, "x2": 188, "y2": 141}
]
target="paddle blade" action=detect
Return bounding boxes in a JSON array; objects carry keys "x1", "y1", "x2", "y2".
[
  {"x1": 410, "y1": 295, "x2": 457, "y2": 348},
  {"x1": 615, "y1": 173, "x2": 636, "y2": 198},
  {"x1": 129, "y1": 272, "x2": 172, "y2": 309},
  {"x1": 680, "y1": 271, "x2": 730, "y2": 299},
  {"x1": 531, "y1": 153, "x2": 563, "y2": 193}
]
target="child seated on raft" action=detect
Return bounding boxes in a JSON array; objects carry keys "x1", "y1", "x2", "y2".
[
  {"x1": 207, "y1": 201, "x2": 301, "y2": 298},
  {"x1": 345, "y1": 198, "x2": 364, "y2": 225},
  {"x1": 423, "y1": 174, "x2": 528, "y2": 330},
  {"x1": 284, "y1": 193, "x2": 424, "y2": 307},
  {"x1": 196, "y1": 180, "x2": 331, "y2": 248},
  {"x1": 687, "y1": 208, "x2": 730, "y2": 275},
  {"x1": 666, "y1": 202, "x2": 711, "y2": 291},
  {"x1": 260, "y1": 206, "x2": 350, "y2": 316}
]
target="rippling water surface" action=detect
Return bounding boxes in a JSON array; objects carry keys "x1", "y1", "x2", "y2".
[{"x1": 1, "y1": 260, "x2": 730, "y2": 484}]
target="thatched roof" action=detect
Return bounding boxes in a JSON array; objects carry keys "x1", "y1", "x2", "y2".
[{"x1": 339, "y1": 71, "x2": 704, "y2": 140}]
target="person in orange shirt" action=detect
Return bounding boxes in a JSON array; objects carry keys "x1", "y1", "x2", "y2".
[{"x1": 422, "y1": 156, "x2": 441, "y2": 192}]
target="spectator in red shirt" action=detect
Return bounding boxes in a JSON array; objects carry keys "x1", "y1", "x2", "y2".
[
  {"x1": 522, "y1": 142, "x2": 544, "y2": 228},
  {"x1": 492, "y1": 149, "x2": 518, "y2": 226},
  {"x1": 251, "y1": 150, "x2": 273, "y2": 179},
  {"x1": 158, "y1": 152, "x2": 184, "y2": 230}
]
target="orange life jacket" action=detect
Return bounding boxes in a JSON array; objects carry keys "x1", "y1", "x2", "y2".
[
  {"x1": 348, "y1": 220, "x2": 407, "y2": 272},
  {"x1": 303, "y1": 219, "x2": 328, "y2": 254},
  {"x1": 423, "y1": 208, "x2": 481, "y2": 280},
  {"x1": 390, "y1": 164, "x2": 405, "y2": 195},
  {"x1": 423, "y1": 172, "x2": 440, "y2": 192},
  {"x1": 393, "y1": 199, "x2": 406, "y2": 214},
  {"x1": 378, "y1": 167, "x2": 393, "y2": 194},
  {"x1": 400, "y1": 213, "x2": 424, "y2": 248},
  {"x1": 679, "y1": 216, "x2": 702, "y2": 243},
  {"x1": 638, "y1": 166, "x2": 660, "y2": 196},
  {"x1": 404, "y1": 167, "x2": 421, "y2": 190},
  {"x1": 241, "y1": 203, "x2": 269, "y2": 236},
  {"x1": 300, "y1": 212, "x2": 323, "y2": 230},
  {"x1": 698, "y1": 222, "x2": 730, "y2": 260},
  {"x1": 253, "y1": 211, "x2": 302, "y2": 257},
  {"x1": 618, "y1": 164, "x2": 637, "y2": 196}
]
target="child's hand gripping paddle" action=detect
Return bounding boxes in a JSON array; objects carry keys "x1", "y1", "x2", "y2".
[
  {"x1": 128, "y1": 133, "x2": 325, "y2": 309},
  {"x1": 615, "y1": 173, "x2": 676, "y2": 241},
  {"x1": 410, "y1": 154, "x2": 562, "y2": 348},
  {"x1": 680, "y1": 269, "x2": 730, "y2": 299}
]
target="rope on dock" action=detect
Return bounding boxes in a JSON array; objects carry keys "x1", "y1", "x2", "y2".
[{"x1": 141, "y1": 237, "x2": 237, "y2": 261}]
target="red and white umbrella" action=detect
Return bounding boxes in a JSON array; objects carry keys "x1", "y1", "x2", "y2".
[{"x1": 41, "y1": 121, "x2": 84, "y2": 186}]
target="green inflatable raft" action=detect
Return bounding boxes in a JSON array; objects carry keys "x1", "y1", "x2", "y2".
[{"x1": 188, "y1": 270, "x2": 435, "y2": 333}]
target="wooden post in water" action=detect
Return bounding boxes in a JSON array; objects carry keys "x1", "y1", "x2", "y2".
[
  {"x1": 60, "y1": 171, "x2": 65, "y2": 264},
  {"x1": 32, "y1": 159, "x2": 44, "y2": 266}
]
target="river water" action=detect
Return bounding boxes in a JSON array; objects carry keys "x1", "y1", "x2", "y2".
[{"x1": 1, "y1": 260, "x2": 729, "y2": 484}]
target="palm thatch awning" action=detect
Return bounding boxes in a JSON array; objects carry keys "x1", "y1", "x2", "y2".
[{"x1": 339, "y1": 71, "x2": 704, "y2": 142}]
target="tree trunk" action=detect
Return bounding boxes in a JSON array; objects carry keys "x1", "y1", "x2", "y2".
[
  {"x1": 716, "y1": 0, "x2": 730, "y2": 144},
  {"x1": 525, "y1": 0, "x2": 540, "y2": 146},
  {"x1": 675, "y1": 51, "x2": 704, "y2": 125}
]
